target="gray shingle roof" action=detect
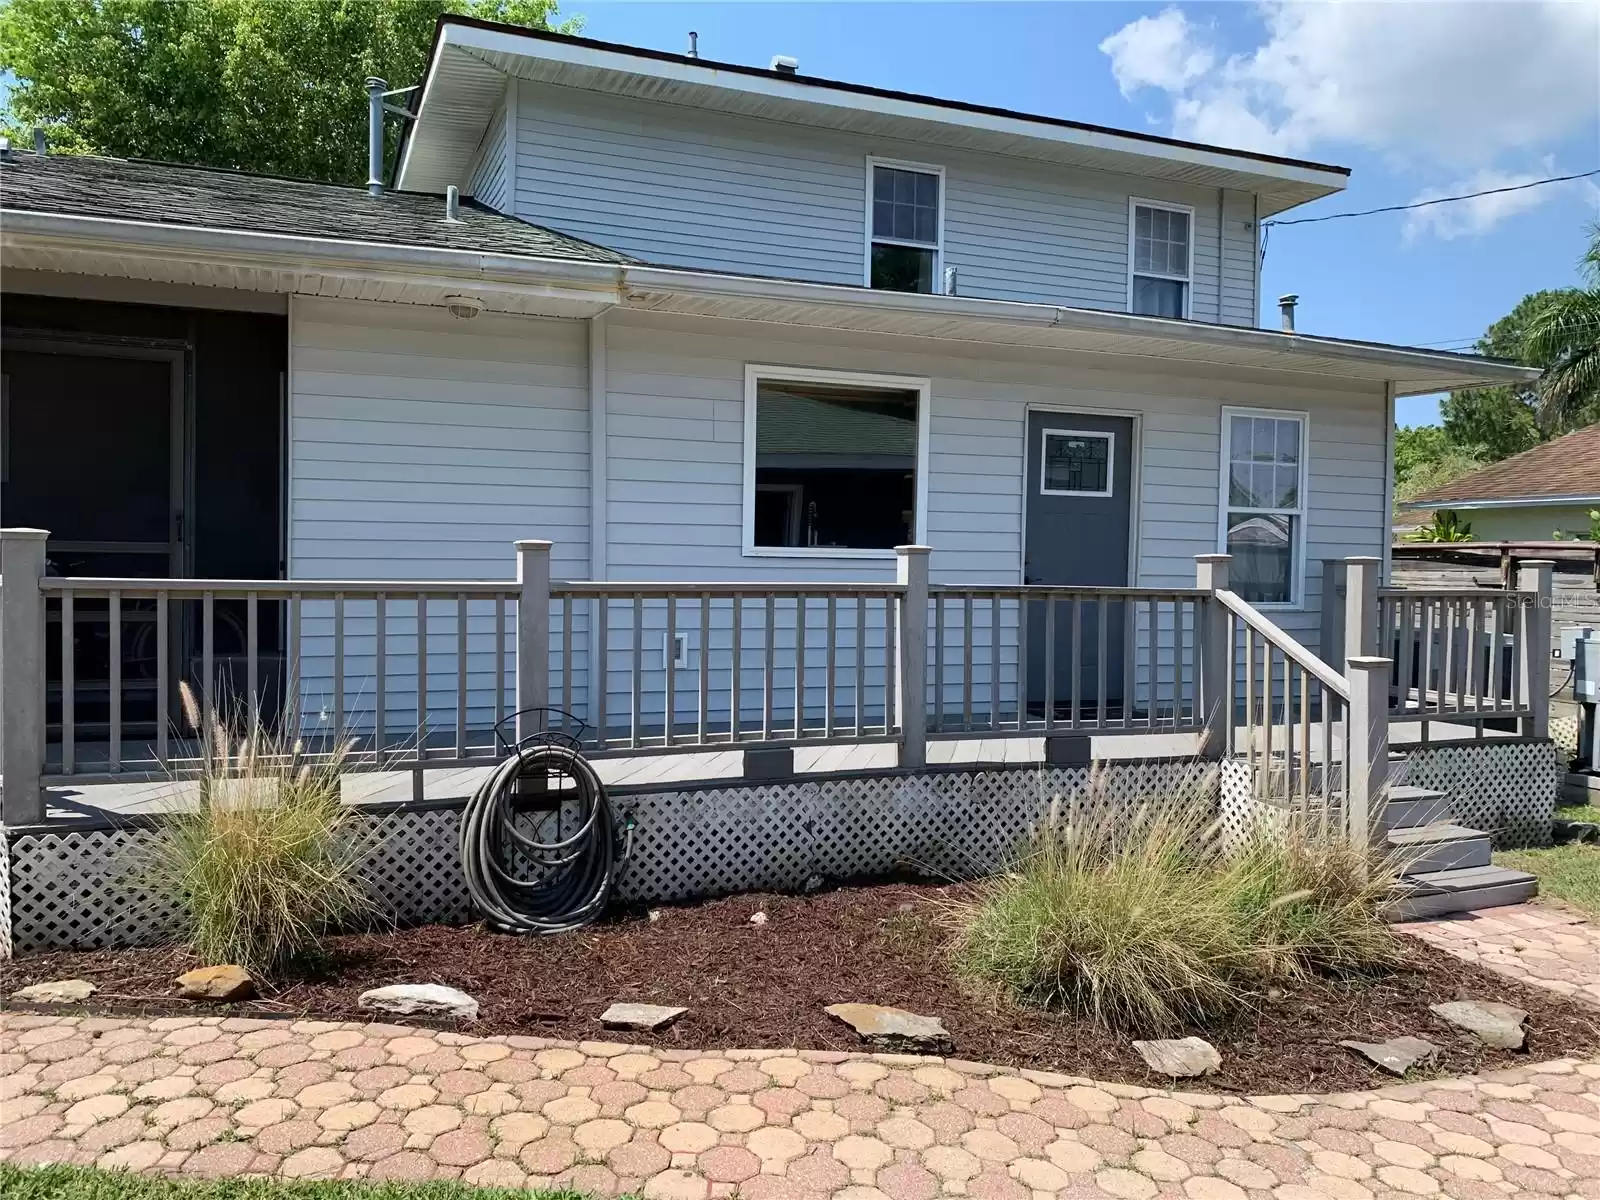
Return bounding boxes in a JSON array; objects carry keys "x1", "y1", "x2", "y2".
[{"x1": 0, "y1": 149, "x2": 635, "y2": 265}]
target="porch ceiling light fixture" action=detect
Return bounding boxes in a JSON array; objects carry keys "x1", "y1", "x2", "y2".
[{"x1": 444, "y1": 294, "x2": 484, "y2": 320}]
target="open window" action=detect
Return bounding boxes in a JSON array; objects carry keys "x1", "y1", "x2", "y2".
[
  {"x1": 1129, "y1": 199, "x2": 1193, "y2": 319},
  {"x1": 867, "y1": 159, "x2": 943, "y2": 293},
  {"x1": 1219, "y1": 408, "x2": 1307, "y2": 606},
  {"x1": 744, "y1": 366, "x2": 930, "y2": 558}
]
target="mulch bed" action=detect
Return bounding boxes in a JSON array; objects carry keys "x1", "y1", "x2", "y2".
[{"x1": 4, "y1": 883, "x2": 1598, "y2": 1095}]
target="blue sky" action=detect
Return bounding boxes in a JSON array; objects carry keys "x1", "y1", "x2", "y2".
[{"x1": 578, "y1": 1, "x2": 1600, "y2": 426}]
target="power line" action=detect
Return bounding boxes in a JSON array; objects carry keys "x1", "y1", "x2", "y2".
[{"x1": 1262, "y1": 168, "x2": 1600, "y2": 228}]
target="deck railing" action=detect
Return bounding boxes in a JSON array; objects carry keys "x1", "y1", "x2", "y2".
[{"x1": 0, "y1": 526, "x2": 1552, "y2": 842}]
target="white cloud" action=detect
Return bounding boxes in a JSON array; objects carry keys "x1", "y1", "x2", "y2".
[
  {"x1": 1099, "y1": 1, "x2": 1600, "y2": 167},
  {"x1": 1099, "y1": 9, "x2": 1215, "y2": 97},
  {"x1": 1400, "y1": 168, "x2": 1572, "y2": 242}
]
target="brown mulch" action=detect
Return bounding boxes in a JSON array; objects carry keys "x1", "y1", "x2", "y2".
[{"x1": 4, "y1": 883, "x2": 1598, "y2": 1095}]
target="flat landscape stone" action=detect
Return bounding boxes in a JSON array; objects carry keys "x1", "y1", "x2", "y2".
[
  {"x1": 824, "y1": 1004, "x2": 953, "y2": 1053},
  {"x1": 10, "y1": 980, "x2": 96, "y2": 1004},
  {"x1": 1430, "y1": 1000, "x2": 1528, "y2": 1049},
  {"x1": 1340, "y1": 1036, "x2": 1439, "y2": 1076},
  {"x1": 601, "y1": 1003, "x2": 688, "y2": 1031},
  {"x1": 1131, "y1": 1037, "x2": 1221, "y2": 1078},
  {"x1": 174, "y1": 966, "x2": 255, "y2": 1002},
  {"x1": 358, "y1": 984, "x2": 478, "y2": 1020}
]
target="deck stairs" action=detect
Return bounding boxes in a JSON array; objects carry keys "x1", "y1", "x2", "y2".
[{"x1": 1383, "y1": 777, "x2": 1537, "y2": 921}]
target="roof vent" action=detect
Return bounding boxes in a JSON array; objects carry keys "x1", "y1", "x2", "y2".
[
  {"x1": 687, "y1": 31, "x2": 699, "y2": 59},
  {"x1": 0, "y1": 137, "x2": 11, "y2": 159},
  {"x1": 445, "y1": 184, "x2": 462, "y2": 222},
  {"x1": 770, "y1": 54, "x2": 799, "y2": 74},
  {"x1": 1279, "y1": 294, "x2": 1299, "y2": 333}
]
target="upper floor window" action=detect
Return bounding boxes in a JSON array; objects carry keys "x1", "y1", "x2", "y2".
[
  {"x1": 1129, "y1": 200, "x2": 1193, "y2": 319},
  {"x1": 868, "y1": 160, "x2": 942, "y2": 293}
]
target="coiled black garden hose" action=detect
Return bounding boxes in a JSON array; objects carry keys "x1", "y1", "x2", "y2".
[{"x1": 458, "y1": 735, "x2": 632, "y2": 935}]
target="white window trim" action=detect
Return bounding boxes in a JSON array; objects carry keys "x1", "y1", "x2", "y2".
[
  {"x1": 743, "y1": 363, "x2": 931, "y2": 560},
  {"x1": 1127, "y1": 196, "x2": 1195, "y2": 319},
  {"x1": 1216, "y1": 405, "x2": 1309, "y2": 609},
  {"x1": 1039, "y1": 428, "x2": 1115, "y2": 498},
  {"x1": 863, "y1": 156, "x2": 946, "y2": 290}
]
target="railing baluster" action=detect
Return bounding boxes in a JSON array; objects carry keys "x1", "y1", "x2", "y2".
[
  {"x1": 246, "y1": 592, "x2": 259, "y2": 731},
  {"x1": 1320, "y1": 683, "x2": 1334, "y2": 826},
  {"x1": 1043, "y1": 596, "x2": 1057, "y2": 731},
  {"x1": 855, "y1": 596, "x2": 866, "y2": 737},
  {"x1": 1244, "y1": 622, "x2": 1257, "y2": 776},
  {"x1": 289, "y1": 592, "x2": 302, "y2": 731},
  {"x1": 1418, "y1": 598, "x2": 1435, "y2": 719},
  {"x1": 156, "y1": 591, "x2": 169, "y2": 767},
  {"x1": 595, "y1": 598, "x2": 610, "y2": 750},
  {"x1": 1396, "y1": 597, "x2": 1415, "y2": 715},
  {"x1": 1263, "y1": 641, "x2": 1276, "y2": 800},
  {"x1": 1489, "y1": 595, "x2": 1503, "y2": 713},
  {"x1": 376, "y1": 595, "x2": 388, "y2": 754},
  {"x1": 1015, "y1": 593, "x2": 1028, "y2": 731},
  {"x1": 108, "y1": 591, "x2": 122, "y2": 774},
  {"x1": 1299, "y1": 665, "x2": 1311, "y2": 813},
  {"x1": 962, "y1": 593, "x2": 974, "y2": 733},
  {"x1": 334, "y1": 592, "x2": 346, "y2": 742},
  {"x1": 1069, "y1": 596, "x2": 1081, "y2": 730},
  {"x1": 933, "y1": 595, "x2": 945, "y2": 734},
  {"x1": 1147, "y1": 595, "x2": 1158, "y2": 731},
  {"x1": 631, "y1": 593, "x2": 643, "y2": 750},
  {"x1": 883, "y1": 593, "x2": 896, "y2": 733},
  {"x1": 794, "y1": 593, "x2": 806, "y2": 740},
  {"x1": 990, "y1": 592, "x2": 1001, "y2": 730},
  {"x1": 415, "y1": 595, "x2": 427, "y2": 757},
  {"x1": 1121, "y1": 597, "x2": 1136, "y2": 731},
  {"x1": 558, "y1": 595, "x2": 569, "y2": 735},
  {"x1": 731, "y1": 594, "x2": 743, "y2": 740},
  {"x1": 699, "y1": 593, "x2": 711, "y2": 745},
  {"x1": 454, "y1": 593, "x2": 467, "y2": 759},
  {"x1": 202, "y1": 591, "x2": 215, "y2": 757},
  {"x1": 825, "y1": 595, "x2": 837, "y2": 740},
  {"x1": 1095, "y1": 596, "x2": 1107, "y2": 730},
  {"x1": 1441, "y1": 597, "x2": 1456, "y2": 714},
  {"x1": 61, "y1": 590, "x2": 74, "y2": 775},
  {"x1": 665, "y1": 593, "x2": 677, "y2": 748},
  {"x1": 763, "y1": 594, "x2": 775, "y2": 741}
]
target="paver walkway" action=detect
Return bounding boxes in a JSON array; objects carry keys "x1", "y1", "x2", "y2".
[{"x1": 3, "y1": 903, "x2": 1600, "y2": 1200}]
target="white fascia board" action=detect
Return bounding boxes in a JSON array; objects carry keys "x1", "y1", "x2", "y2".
[
  {"x1": 434, "y1": 22, "x2": 1348, "y2": 196},
  {"x1": 1399, "y1": 494, "x2": 1600, "y2": 512}
]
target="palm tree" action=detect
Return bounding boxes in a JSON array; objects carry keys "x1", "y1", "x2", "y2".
[{"x1": 1528, "y1": 228, "x2": 1600, "y2": 432}]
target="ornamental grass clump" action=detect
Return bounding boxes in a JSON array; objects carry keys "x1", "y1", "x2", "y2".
[
  {"x1": 947, "y1": 768, "x2": 1400, "y2": 1035},
  {"x1": 145, "y1": 683, "x2": 375, "y2": 978}
]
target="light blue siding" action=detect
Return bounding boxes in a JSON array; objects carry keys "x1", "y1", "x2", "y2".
[
  {"x1": 510, "y1": 82, "x2": 1260, "y2": 326},
  {"x1": 465, "y1": 97, "x2": 509, "y2": 211}
]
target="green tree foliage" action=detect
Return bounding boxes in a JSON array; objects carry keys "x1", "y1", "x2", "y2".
[
  {"x1": 0, "y1": 0, "x2": 579, "y2": 185},
  {"x1": 1527, "y1": 229, "x2": 1600, "y2": 433},
  {"x1": 1393, "y1": 424, "x2": 1479, "y2": 506}
]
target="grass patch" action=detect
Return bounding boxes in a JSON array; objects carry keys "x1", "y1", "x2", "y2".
[
  {"x1": 141, "y1": 685, "x2": 377, "y2": 979},
  {"x1": 0, "y1": 1165, "x2": 590, "y2": 1200},
  {"x1": 1497, "y1": 844, "x2": 1600, "y2": 918},
  {"x1": 1558, "y1": 804, "x2": 1600, "y2": 824},
  {"x1": 945, "y1": 780, "x2": 1399, "y2": 1035}
]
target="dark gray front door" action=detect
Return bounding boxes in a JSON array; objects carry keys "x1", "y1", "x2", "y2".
[{"x1": 1023, "y1": 411, "x2": 1134, "y2": 720}]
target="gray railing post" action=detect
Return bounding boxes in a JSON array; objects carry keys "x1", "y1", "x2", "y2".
[
  {"x1": 896, "y1": 545, "x2": 931, "y2": 770},
  {"x1": 1343, "y1": 556, "x2": 1381, "y2": 659},
  {"x1": 515, "y1": 540, "x2": 553, "y2": 745},
  {"x1": 2, "y1": 528, "x2": 49, "y2": 826},
  {"x1": 1345, "y1": 655, "x2": 1391, "y2": 848},
  {"x1": 1516, "y1": 559, "x2": 1554, "y2": 738},
  {"x1": 1320, "y1": 560, "x2": 1346, "y2": 664},
  {"x1": 1194, "y1": 554, "x2": 1231, "y2": 758}
]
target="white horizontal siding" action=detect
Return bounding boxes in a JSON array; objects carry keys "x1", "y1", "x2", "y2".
[
  {"x1": 513, "y1": 83, "x2": 1260, "y2": 325},
  {"x1": 465, "y1": 96, "x2": 509, "y2": 211}
]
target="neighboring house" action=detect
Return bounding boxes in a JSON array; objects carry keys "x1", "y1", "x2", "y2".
[
  {"x1": 0, "y1": 17, "x2": 1537, "y2": 733},
  {"x1": 1402, "y1": 425, "x2": 1600, "y2": 542}
]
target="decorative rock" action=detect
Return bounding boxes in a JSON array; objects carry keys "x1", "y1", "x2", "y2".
[
  {"x1": 359, "y1": 984, "x2": 479, "y2": 1020},
  {"x1": 824, "y1": 1003, "x2": 952, "y2": 1053},
  {"x1": 749, "y1": 911, "x2": 769, "y2": 926},
  {"x1": 11, "y1": 979, "x2": 97, "y2": 1004},
  {"x1": 1430, "y1": 1000, "x2": 1528, "y2": 1049},
  {"x1": 175, "y1": 965, "x2": 255, "y2": 1002},
  {"x1": 601, "y1": 1003, "x2": 688, "y2": 1032},
  {"x1": 1340, "y1": 1036, "x2": 1439, "y2": 1076},
  {"x1": 1131, "y1": 1037, "x2": 1221, "y2": 1078}
]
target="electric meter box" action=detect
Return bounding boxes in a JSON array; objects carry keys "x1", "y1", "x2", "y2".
[{"x1": 1565, "y1": 627, "x2": 1600, "y2": 701}]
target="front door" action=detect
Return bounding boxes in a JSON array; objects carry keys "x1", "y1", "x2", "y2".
[{"x1": 1023, "y1": 411, "x2": 1134, "y2": 721}]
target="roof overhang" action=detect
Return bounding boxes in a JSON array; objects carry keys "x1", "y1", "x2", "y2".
[
  {"x1": 1399, "y1": 493, "x2": 1600, "y2": 512},
  {"x1": 2, "y1": 208, "x2": 1535, "y2": 397},
  {"x1": 395, "y1": 19, "x2": 1350, "y2": 218}
]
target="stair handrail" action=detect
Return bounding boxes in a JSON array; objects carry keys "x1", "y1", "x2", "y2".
[{"x1": 1214, "y1": 588, "x2": 1349, "y2": 699}]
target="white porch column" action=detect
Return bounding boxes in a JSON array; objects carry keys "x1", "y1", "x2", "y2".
[
  {"x1": 516, "y1": 539, "x2": 553, "y2": 745},
  {"x1": 1194, "y1": 554, "x2": 1231, "y2": 759},
  {"x1": 1517, "y1": 559, "x2": 1554, "y2": 739}
]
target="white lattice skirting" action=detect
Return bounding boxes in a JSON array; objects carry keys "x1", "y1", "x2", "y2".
[
  {"x1": 2, "y1": 759, "x2": 1216, "y2": 957},
  {"x1": 1398, "y1": 738, "x2": 1561, "y2": 848}
]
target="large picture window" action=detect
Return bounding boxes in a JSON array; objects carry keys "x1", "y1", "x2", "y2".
[
  {"x1": 1219, "y1": 408, "x2": 1307, "y2": 606},
  {"x1": 867, "y1": 160, "x2": 943, "y2": 294},
  {"x1": 744, "y1": 367, "x2": 929, "y2": 557},
  {"x1": 1129, "y1": 199, "x2": 1193, "y2": 319}
]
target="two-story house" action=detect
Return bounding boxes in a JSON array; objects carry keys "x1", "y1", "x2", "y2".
[{"x1": 0, "y1": 17, "x2": 1538, "y2": 749}]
